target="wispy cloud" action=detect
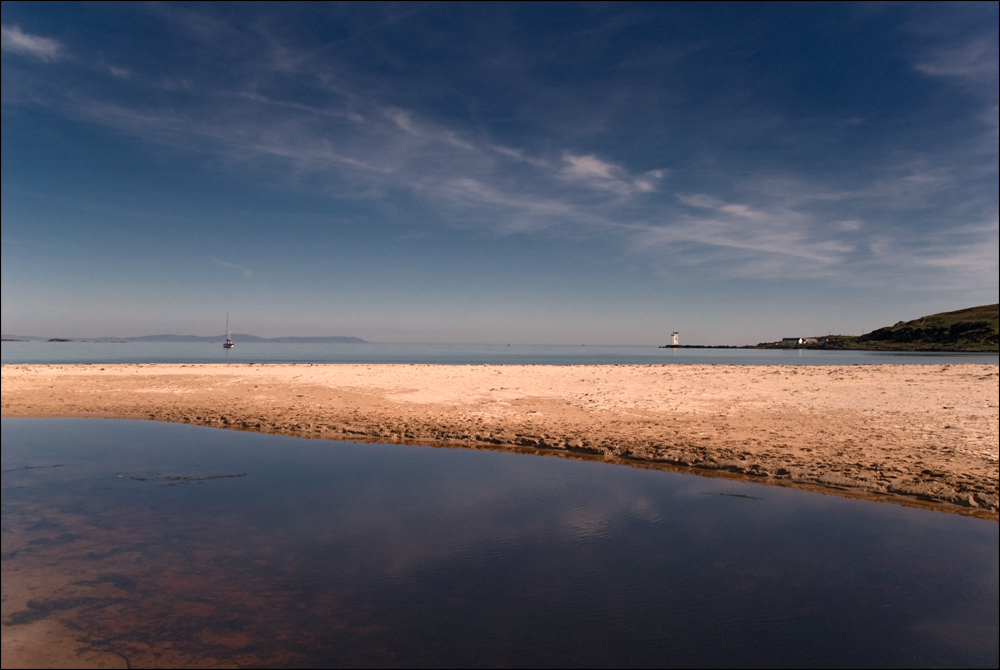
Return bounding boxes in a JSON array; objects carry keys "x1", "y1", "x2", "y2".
[
  {"x1": 383, "y1": 107, "x2": 475, "y2": 150},
  {"x1": 913, "y1": 32, "x2": 998, "y2": 149},
  {"x1": 237, "y1": 92, "x2": 365, "y2": 123},
  {"x1": 560, "y1": 153, "x2": 664, "y2": 195},
  {"x1": 1, "y1": 24, "x2": 62, "y2": 61},
  {"x1": 865, "y1": 218, "x2": 999, "y2": 291},
  {"x1": 68, "y1": 90, "x2": 612, "y2": 235},
  {"x1": 50, "y1": 67, "x2": 992, "y2": 283},
  {"x1": 563, "y1": 153, "x2": 617, "y2": 180},
  {"x1": 489, "y1": 145, "x2": 549, "y2": 167},
  {"x1": 676, "y1": 194, "x2": 768, "y2": 221},
  {"x1": 629, "y1": 193, "x2": 856, "y2": 279},
  {"x1": 915, "y1": 38, "x2": 999, "y2": 85},
  {"x1": 215, "y1": 259, "x2": 252, "y2": 279},
  {"x1": 3, "y1": 4, "x2": 995, "y2": 291},
  {"x1": 436, "y1": 178, "x2": 589, "y2": 234}
]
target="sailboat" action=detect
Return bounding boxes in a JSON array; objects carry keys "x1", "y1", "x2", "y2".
[{"x1": 223, "y1": 313, "x2": 234, "y2": 349}]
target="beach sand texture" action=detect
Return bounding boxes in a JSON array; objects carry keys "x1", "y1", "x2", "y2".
[{"x1": 2, "y1": 363, "x2": 997, "y2": 516}]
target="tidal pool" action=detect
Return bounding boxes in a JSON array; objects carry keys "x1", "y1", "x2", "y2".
[{"x1": 2, "y1": 419, "x2": 997, "y2": 668}]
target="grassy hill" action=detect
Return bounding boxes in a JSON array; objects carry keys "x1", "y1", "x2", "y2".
[
  {"x1": 759, "y1": 304, "x2": 999, "y2": 351},
  {"x1": 850, "y1": 304, "x2": 998, "y2": 351}
]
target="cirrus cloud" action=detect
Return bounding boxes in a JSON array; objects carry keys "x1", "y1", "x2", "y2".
[{"x1": 1, "y1": 24, "x2": 62, "y2": 61}]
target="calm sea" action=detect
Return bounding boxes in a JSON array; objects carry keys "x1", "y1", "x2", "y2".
[
  {"x1": 2, "y1": 419, "x2": 997, "y2": 668},
  {"x1": 2, "y1": 340, "x2": 998, "y2": 365}
]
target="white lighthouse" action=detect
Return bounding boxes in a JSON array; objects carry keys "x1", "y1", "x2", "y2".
[{"x1": 671, "y1": 331, "x2": 679, "y2": 346}]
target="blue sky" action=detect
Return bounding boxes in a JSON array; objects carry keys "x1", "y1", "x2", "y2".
[{"x1": 2, "y1": 2, "x2": 997, "y2": 344}]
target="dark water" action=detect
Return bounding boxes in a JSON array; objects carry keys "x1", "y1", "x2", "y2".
[
  {"x1": 2, "y1": 419, "x2": 997, "y2": 668},
  {"x1": 3, "y1": 340, "x2": 998, "y2": 365}
]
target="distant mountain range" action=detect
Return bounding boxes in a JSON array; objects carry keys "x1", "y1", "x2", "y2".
[{"x1": 1, "y1": 334, "x2": 367, "y2": 343}]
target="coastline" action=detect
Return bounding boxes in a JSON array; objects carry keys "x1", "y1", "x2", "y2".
[{"x1": 2, "y1": 363, "x2": 997, "y2": 517}]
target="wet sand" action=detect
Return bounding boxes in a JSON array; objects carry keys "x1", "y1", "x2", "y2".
[{"x1": 1, "y1": 363, "x2": 997, "y2": 515}]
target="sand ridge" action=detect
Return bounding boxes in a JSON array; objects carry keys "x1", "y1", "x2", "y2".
[{"x1": 2, "y1": 363, "x2": 997, "y2": 515}]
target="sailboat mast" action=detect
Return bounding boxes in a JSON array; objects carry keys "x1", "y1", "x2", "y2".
[{"x1": 223, "y1": 312, "x2": 234, "y2": 348}]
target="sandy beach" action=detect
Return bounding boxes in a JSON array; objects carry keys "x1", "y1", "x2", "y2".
[{"x1": 2, "y1": 363, "x2": 997, "y2": 516}]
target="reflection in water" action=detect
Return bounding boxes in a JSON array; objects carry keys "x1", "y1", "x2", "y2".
[{"x1": 2, "y1": 419, "x2": 997, "y2": 668}]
